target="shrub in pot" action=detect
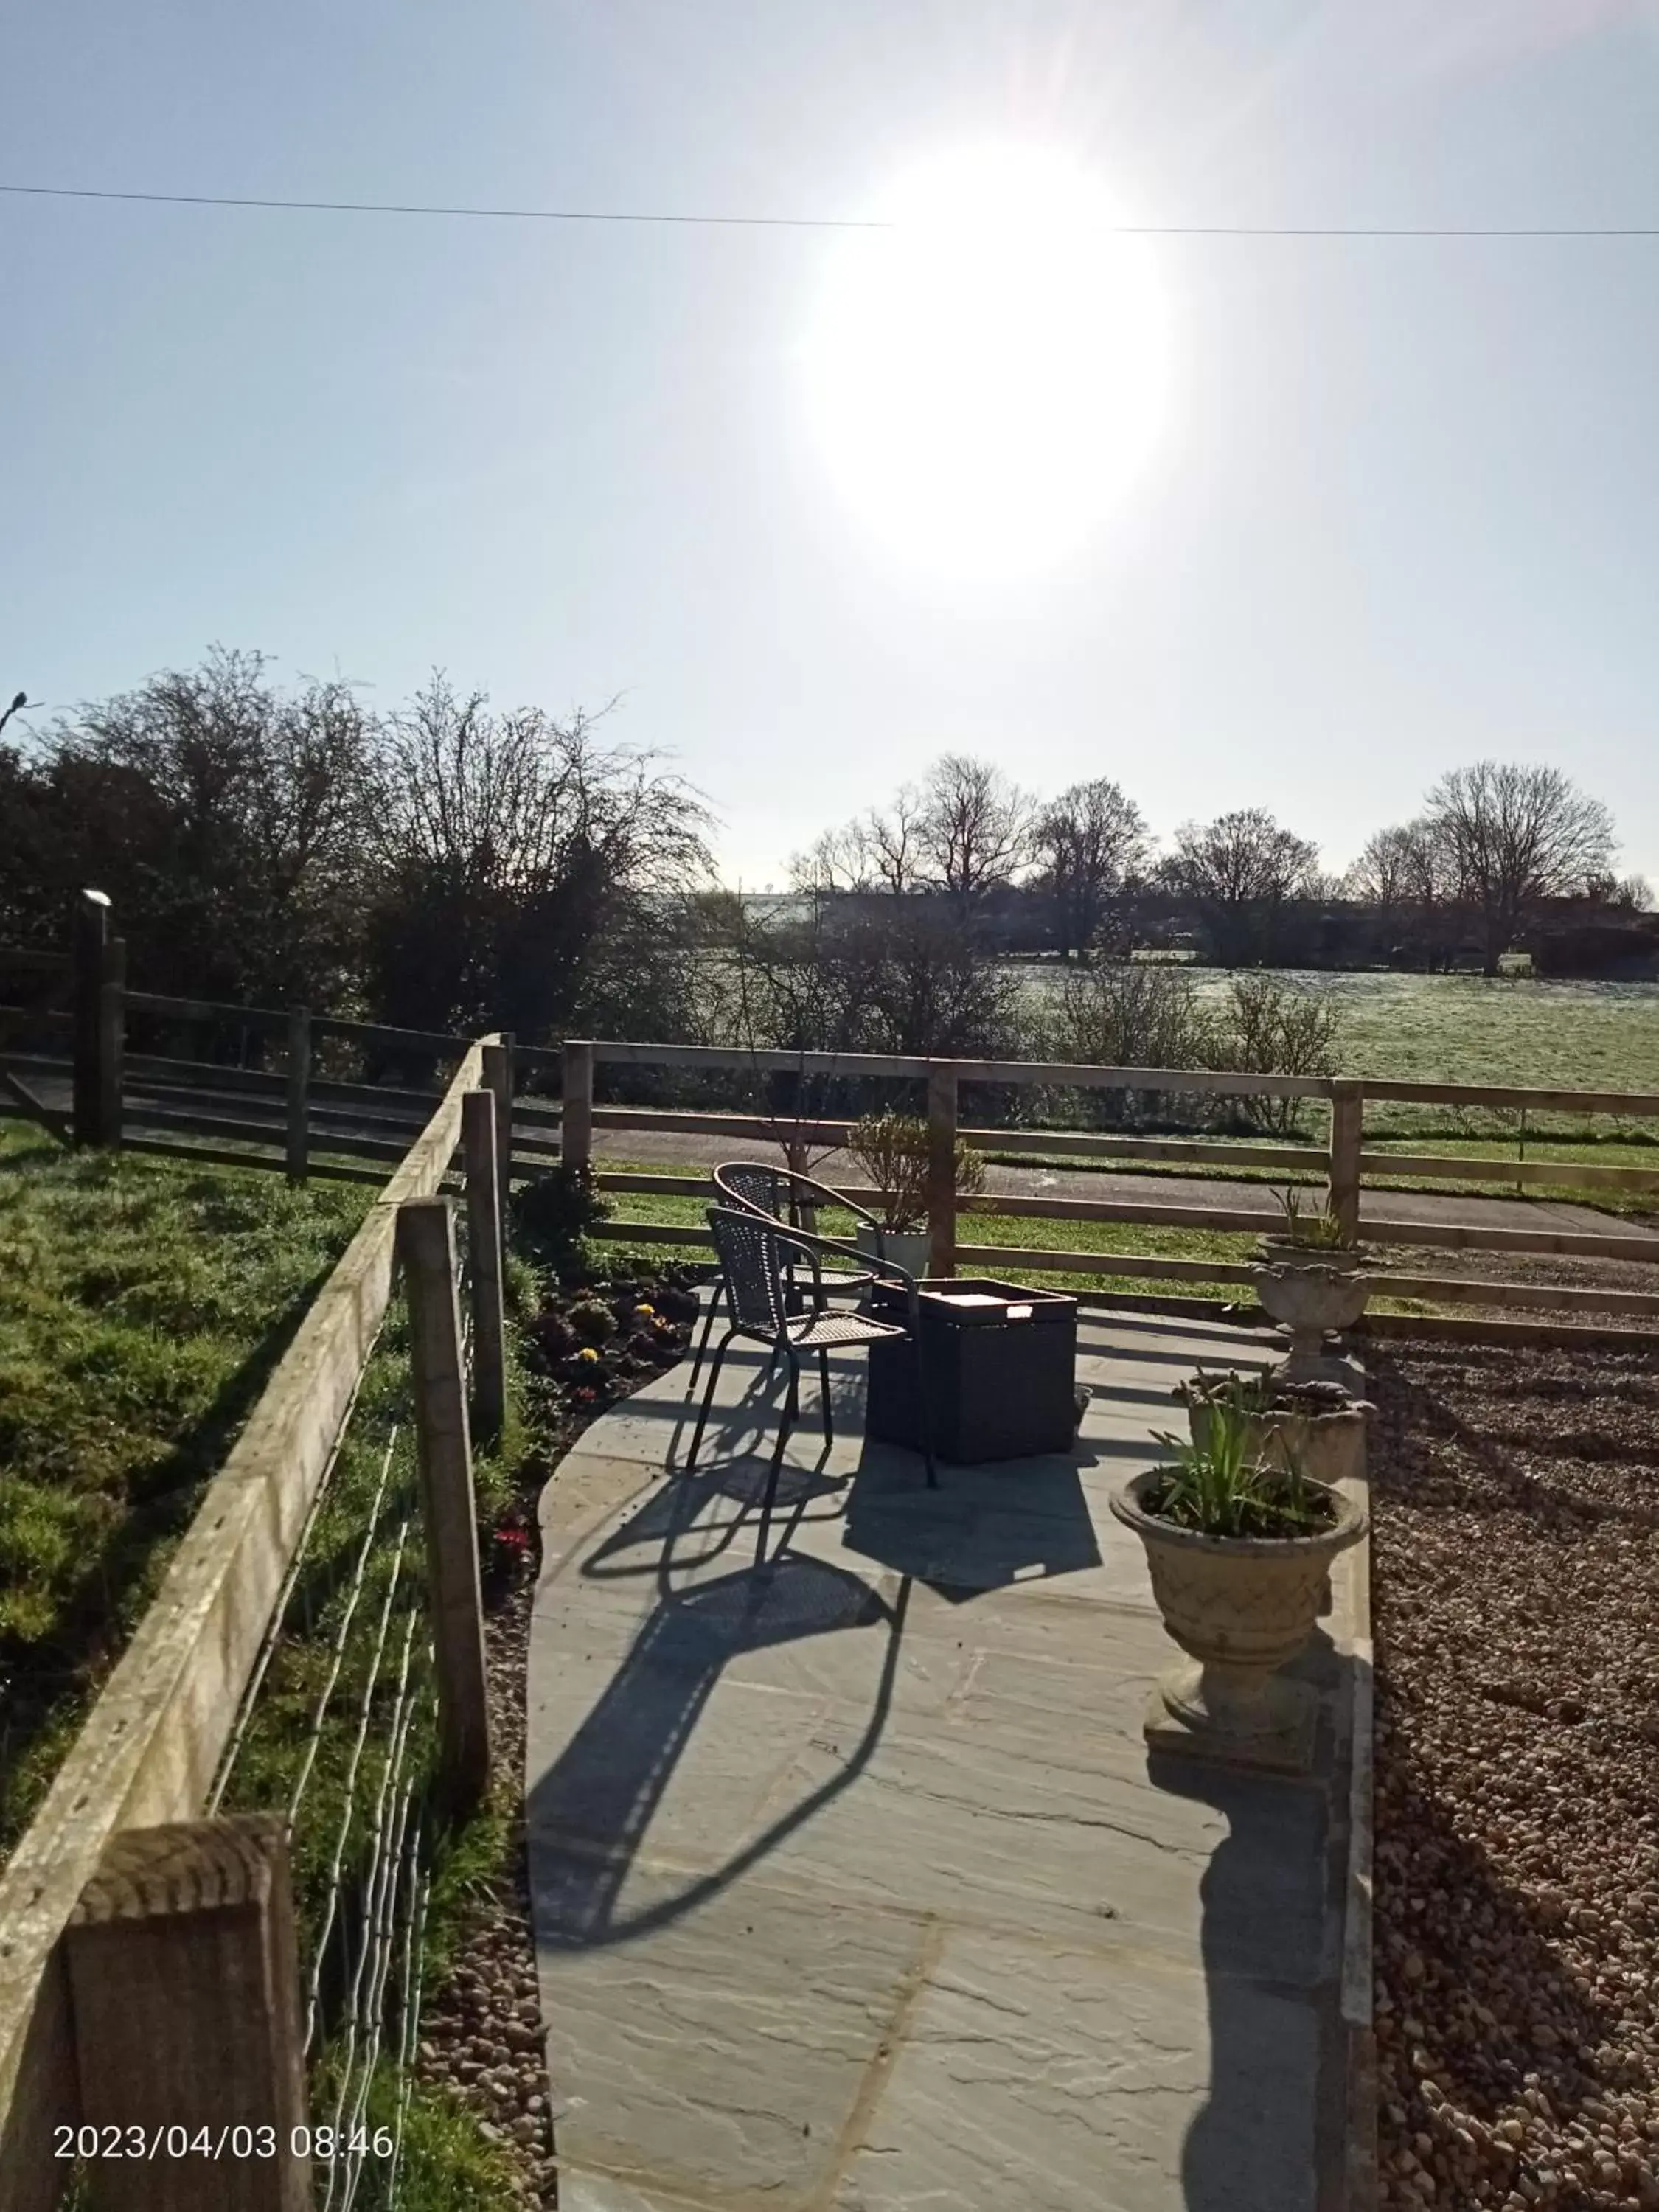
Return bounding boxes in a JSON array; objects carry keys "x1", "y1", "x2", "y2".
[
  {"x1": 846, "y1": 1111, "x2": 987, "y2": 1276},
  {"x1": 1178, "y1": 1369, "x2": 1371, "y2": 1618},
  {"x1": 1110, "y1": 1394, "x2": 1366, "y2": 1773},
  {"x1": 1253, "y1": 1190, "x2": 1370, "y2": 1378}
]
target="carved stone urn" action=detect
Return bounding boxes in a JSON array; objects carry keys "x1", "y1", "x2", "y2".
[
  {"x1": 1183, "y1": 1375, "x2": 1371, "y2": 1489},
  {"x1": 1255, "y1": 1262, "x2": 1371, "y2": 1382},
  {"x1": 1110, "y1": 1470, "x2": 1367, "y2": 1773}
]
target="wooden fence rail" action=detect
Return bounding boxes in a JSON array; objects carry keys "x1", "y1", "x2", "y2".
[{"x1": 3, "y1": 903, "x2": 1657, "y2": 1325}]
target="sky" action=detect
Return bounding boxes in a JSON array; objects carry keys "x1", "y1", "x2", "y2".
[{"x1": 2, "y1": 0, "x2": 1658, "y2": 888}]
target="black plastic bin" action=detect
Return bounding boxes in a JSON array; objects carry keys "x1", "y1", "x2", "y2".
[{"x1": 865, "y1": 1277, "x2": 1079, "y2": 1464}]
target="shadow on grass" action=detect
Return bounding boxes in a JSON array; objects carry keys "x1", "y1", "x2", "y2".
[{"x1": 0, "y1": 1264, "x2": 332, "y2": 1857}]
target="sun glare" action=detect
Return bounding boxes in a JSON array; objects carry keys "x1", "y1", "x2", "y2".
[{"x1": 806, "y1": 144, "x2": 1173, "y2": 582}]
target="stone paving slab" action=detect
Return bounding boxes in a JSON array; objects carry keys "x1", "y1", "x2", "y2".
[
  {"x1": 529, "y1": 1310, "x2": 1359, "y2": 2211},
  {"x1": 826, "y1": 1926, "x2": 1321, "y2": 2212}
]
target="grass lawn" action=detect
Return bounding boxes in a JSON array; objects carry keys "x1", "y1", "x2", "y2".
[
  {"x1": 0, "y1": 1121, "x2": 372, "y2": 1860},
  {"x1": 1012, "y1": 967, "x2": 1659, "y2": 1143}
]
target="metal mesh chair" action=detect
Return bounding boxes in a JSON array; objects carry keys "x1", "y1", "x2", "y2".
[
  {"x1": 685, "y1": 1206, "x2": 937, "y2": 1564},
  {"x1": 684, "y1": 1160, "x2": 887, "y2": 1400}
]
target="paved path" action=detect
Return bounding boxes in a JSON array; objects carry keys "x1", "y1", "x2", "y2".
[
  {"x1": 526, "y1": 1310, "x2": 1363, "y2": 2211},
  {"x1": 591, "y1": 1126, "x2": 1645, "y2": 1239}
]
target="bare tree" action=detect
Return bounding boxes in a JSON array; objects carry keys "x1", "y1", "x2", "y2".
[
  {"x1": 791, "y1": 787, "x2": 929, "y2": 900},
  {"x1": 864, "y1": 782, "x2": 928, "y2": 897},
  {"x1": 42, "y1": 647, "x2": 378, "y2": 1004},
  {"x1": 1344, "y1": 824, "x2": 1419, "y2": 922},
  {"x1": 1035, "y1": 778, "x2": 1150, "y2": 960},
  {"x1": 789, "y1": 821, "x2": 876, "y2": 897},
  {"x1": 1423, "y1": 760, "x2": 1616, "y2": 973},
  {"x1": 366, "y1": 675, "x2": 712, "y2": 1039},
  {"x1": 795, "y1": 759, "x2": 1029, "y2": 909},
  {"x1": 914, "y1": 754, "x2": 1034, "y2": 909},
  {"x1": 1167, "y1": 807, "x2": 1319, "y2": 967}
]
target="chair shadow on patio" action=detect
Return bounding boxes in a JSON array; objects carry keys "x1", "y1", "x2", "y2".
[
  {"x1": 579, "y1": 1449, "x2": 849, "y2": 1588},
  {"x1": 529, "y1": 1545, "x2": 913, "y2": 1953}
]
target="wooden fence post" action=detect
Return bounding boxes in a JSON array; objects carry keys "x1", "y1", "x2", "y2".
[
  {"x1": 284, "y1": 1009, "x2": 310, "y2": 1187},
  {"x1": 72, "y1": 888, "x2": 111, "y2": 1147},
  {"x1": 64, "y1": 1815, "x2": 311, "y2": 2212},
  {"x1": 481, "y1": 1034, "x2": 513, "y2": 1251},
  {"x1": 561, "y1": 1039, "x2": 594, "y2": 1173},
  {"x1": 926, "y1": 1064, "x2": 959, "y2": 1281},
  {"x1": 98, "y1": 936, "x2": 125, "y2": 1149},
  {"x1": 1328, "y1": 1079, "x2": 1364, "y2": 1242},
  {"x1": 396, "y1": 1198, "x2": 492, "y2": 1813},
  {"x1": 462, "y1": 1091, "x2": 507, "y2": 1445}
]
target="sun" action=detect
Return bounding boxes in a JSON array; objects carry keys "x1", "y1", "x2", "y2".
[{"x1": 804, "y1": 143, "x2": 1173, "y2": 582}]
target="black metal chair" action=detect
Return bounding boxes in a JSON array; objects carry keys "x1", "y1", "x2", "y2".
[
  {"x1": 685, "y1": 1205, "x2": 938, "y2": 1565},
  {"x1": 684, "y1": 1160, "x2": 888, "y2": 1401}
]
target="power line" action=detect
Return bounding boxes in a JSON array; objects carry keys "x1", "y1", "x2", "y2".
[{"x1": 1, "y1": 178, "x2": 1656, "y2": 237}]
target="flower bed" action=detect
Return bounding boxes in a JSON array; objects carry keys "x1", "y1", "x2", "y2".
[{"x1": 1369, "y1": 1339, "x2": 1659, "y2": 2210}]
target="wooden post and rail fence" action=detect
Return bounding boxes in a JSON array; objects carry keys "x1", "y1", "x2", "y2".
[
  {"x1": 5, "y1": 894, "x2": 1659, "y2": 1333},
  {"x1": 0, "y1": 1032, "x2": 509, "y2": 2211}
]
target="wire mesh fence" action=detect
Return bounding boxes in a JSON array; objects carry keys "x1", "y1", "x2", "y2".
[{"x1": 197, "y1": 1178, "x2": 487, "y2": 2208}]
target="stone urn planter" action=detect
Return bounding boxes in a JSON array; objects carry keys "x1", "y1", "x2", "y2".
[
  {"x1": 1183, "y1": 1374, "x2": 1371, "y2": 1489},
  {"x1": 1255, "y1": 1262, "x2": 1371, "y2": 1382},
  {"x1": 1110, "y1": 1470, "x2": 1367, "y2": 1773},
  {"x1": 1183, "y1": 1373, "x2": 1371, "y2": 1620},
  {"x1": 1255, "y1": 1234, "x2": 1366, "y2": 1276}
]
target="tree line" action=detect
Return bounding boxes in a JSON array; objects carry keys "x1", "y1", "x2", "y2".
[
  {"x1": 0, "y1": 652, "x2": 1650, "y2": 1078},
  {"x1": 790, "y1": 752, "x2": 1648, "y2": 975},
  {"x1": 0, "y1": 650, "x2": 713, "y2": 1041}
]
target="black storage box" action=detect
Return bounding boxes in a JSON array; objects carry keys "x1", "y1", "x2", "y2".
[{"x1": 865, "y1": 1278, "x2": 1079, "y2": 1464}]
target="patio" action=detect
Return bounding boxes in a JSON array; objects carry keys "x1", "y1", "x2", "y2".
[{"x1": 526, "y1": 1304, "x2": 1364, "y2": 2212}]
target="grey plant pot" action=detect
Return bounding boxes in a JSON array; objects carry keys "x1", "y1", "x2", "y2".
[
  {"x1": 1184, "y1": 1385, "x2": 1371, "y2": 1489},
  {"x1": 854, "y1": 1224, "x2": 931, "y2": 1277}
]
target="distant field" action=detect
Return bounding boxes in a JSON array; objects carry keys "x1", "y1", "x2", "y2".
[
  {"x1": 1022, "y1": 968, "x2": 1659, "y2": 1141},
  {"x1": 1195, "y1": 971, "x2": 1659, "y2": 1099}
]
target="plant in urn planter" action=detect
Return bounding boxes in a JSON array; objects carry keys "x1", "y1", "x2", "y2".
[
  {"x1": 1257, "y1": 1186, "x2": 1365, "y2": 1273},
  {"x1": 846, "y1": 1111, "x2": 987, "y2": 1277},
  {"x1": 1177, "y1": 1368, "x2": 1371, "y2": 1619},
  {"x1": 1177, "y1": 1369, "x2": 1371, "y2": 1489},
  {"x1": 1110, "y1": 1392, "x2": 1366, "y2": 1773}
]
